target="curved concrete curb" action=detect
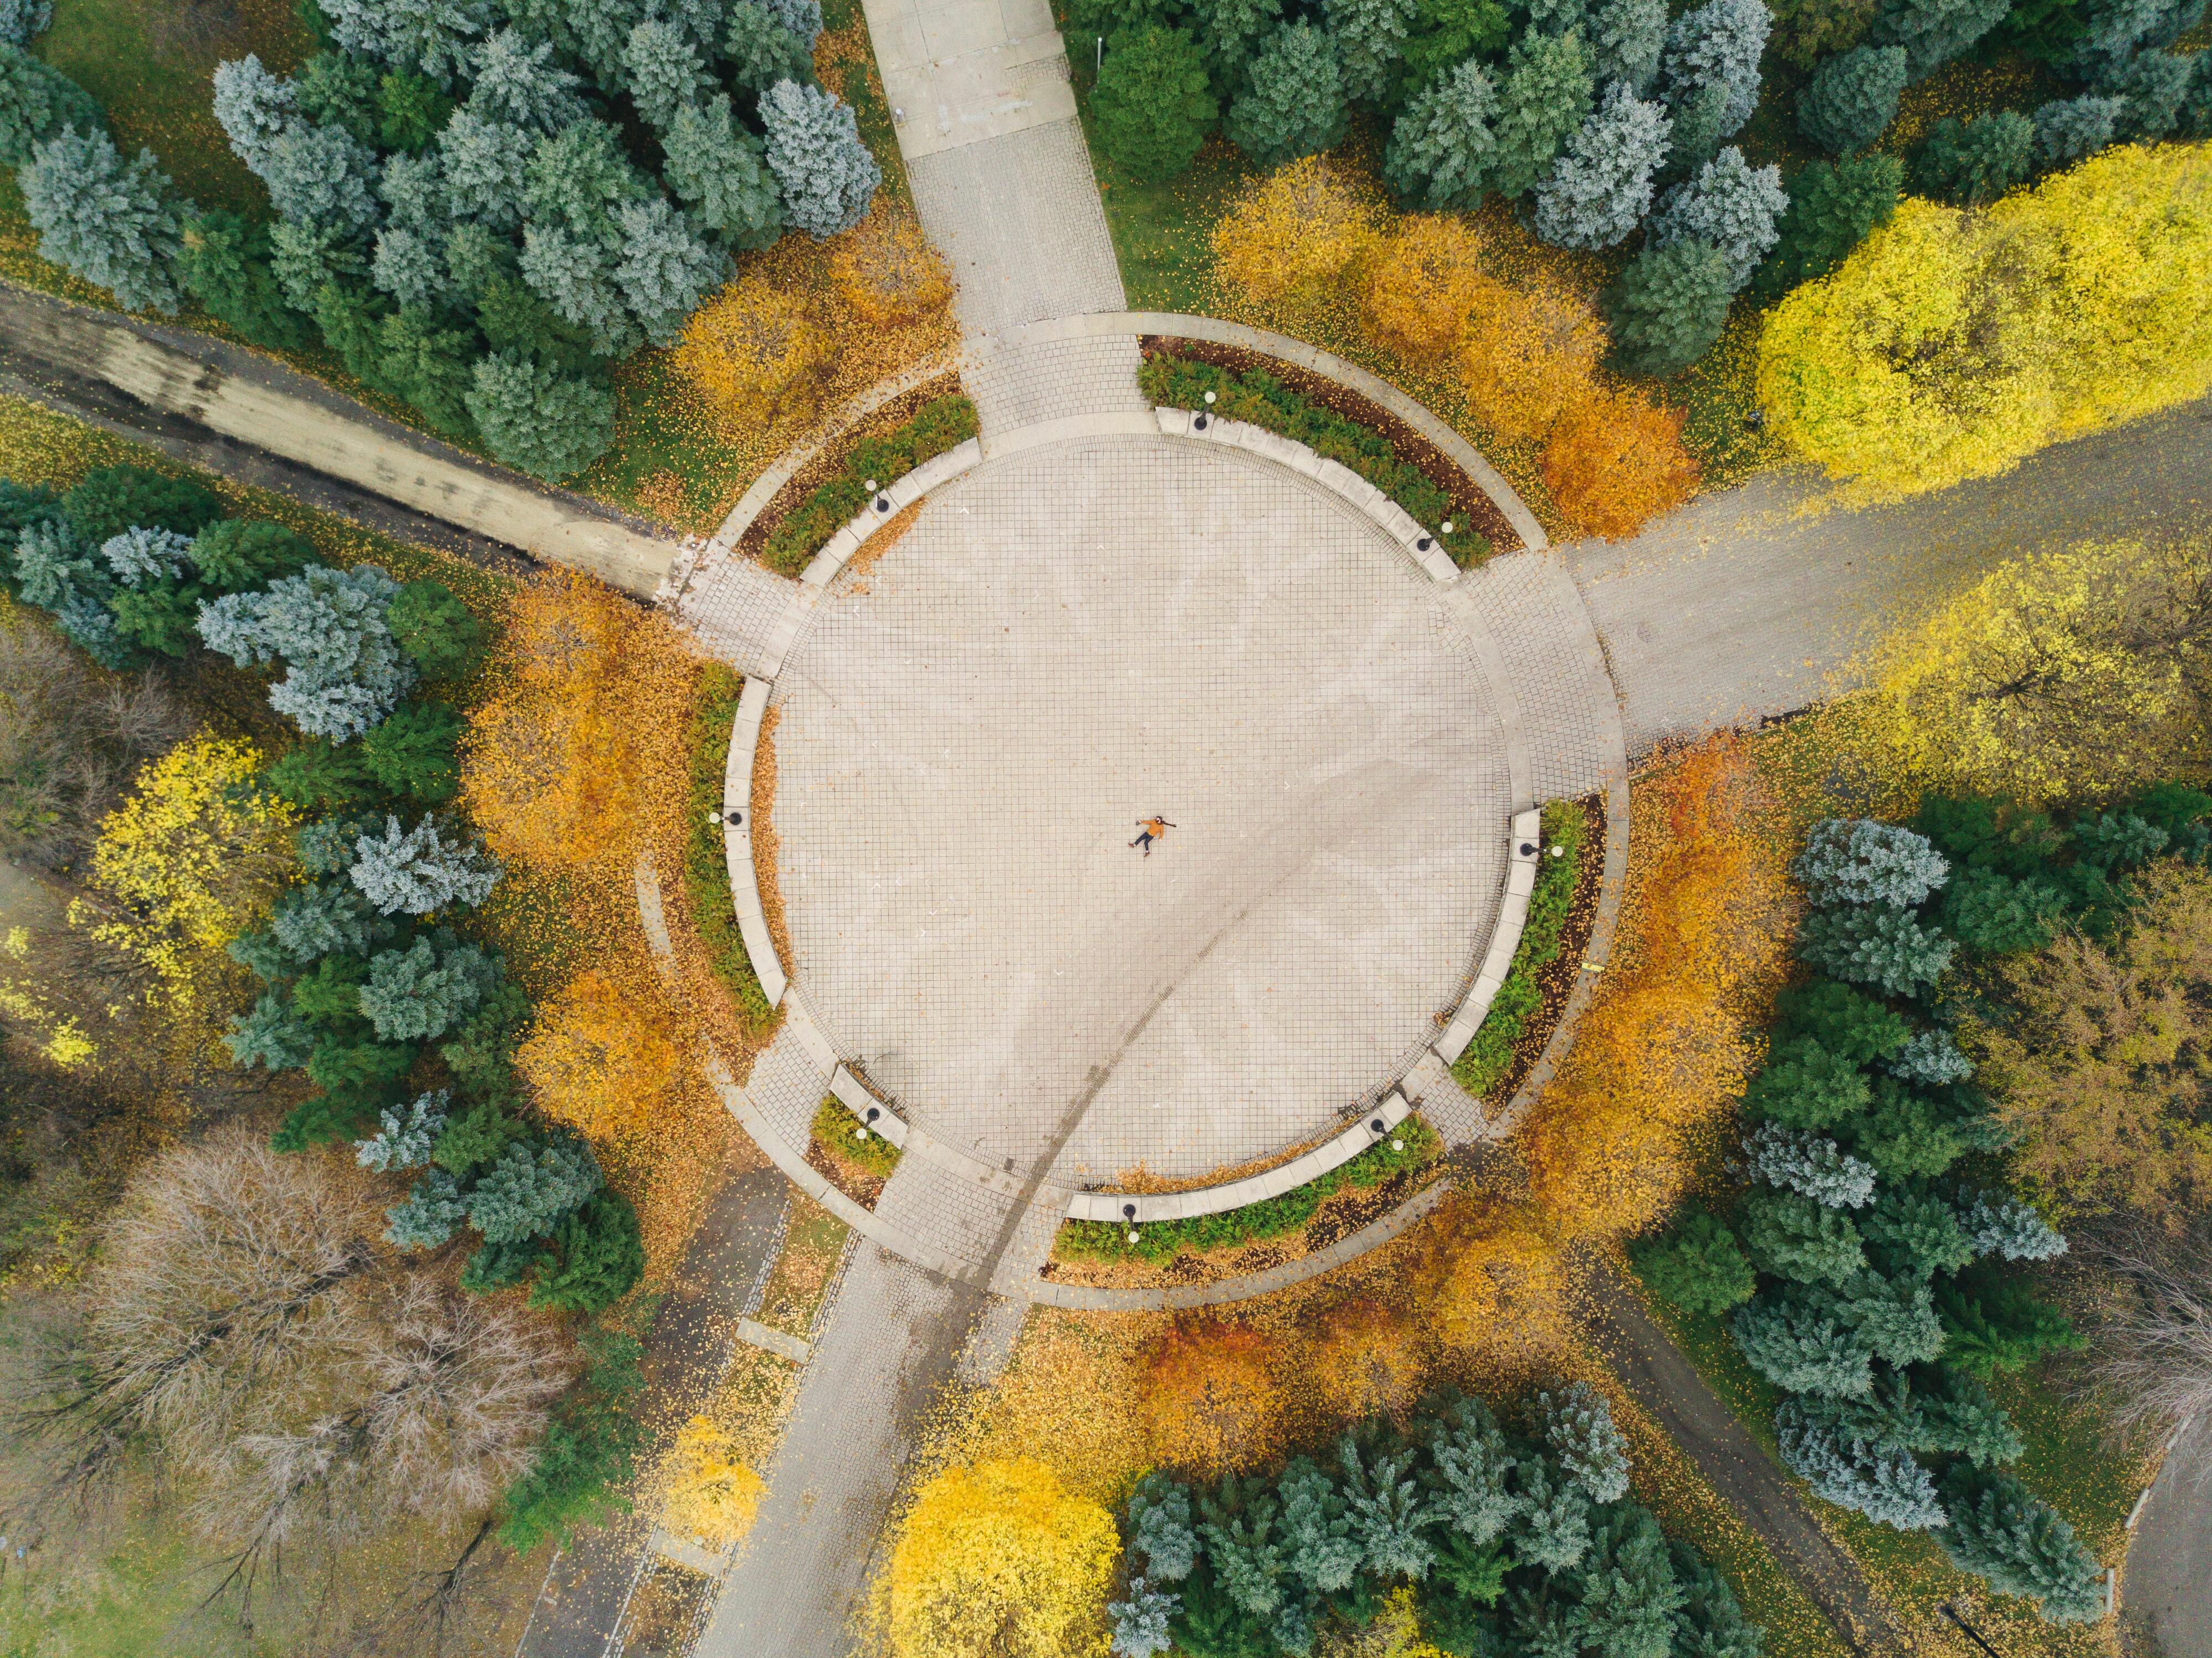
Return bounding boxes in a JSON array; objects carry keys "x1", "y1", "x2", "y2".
[
  {"x1": 798, "y1": 437, "x2": 983, "y2": 586},
  {"x1": 1436, "y1": 810, "x2": 1542, "y2": 1063},
  {"x1": 999, "y1": 310, "x2": 1548, "y2": 555}
]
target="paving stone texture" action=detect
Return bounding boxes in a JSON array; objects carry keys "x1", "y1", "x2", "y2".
[{"x1": 771, "y1": 433, "x2": 1516, "y2": 1185}]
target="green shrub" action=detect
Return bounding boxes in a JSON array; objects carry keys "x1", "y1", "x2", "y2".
[
  {"x1": 1138, "y1": 351, "x2": 1492, "y2": 565},
  {"x1": 1451, "y1": 798, "x2": 1590, "y2": 1096},
  {"x1": 812, "y1": 1094, "x2": 902, "y2": 1177},
  {"x1": 760, "y1": 395, "x2": 979, "y2": 576},
  {"x1": 1058, "y1": 1113, "x2": 1443, "y2": 1263},
  {"x1": 1631, "y1": 1210, "x2": 1757, "y2": 1315},
  {"x1": 683, "y1": 662, "x2": 774, "y2": 1025}
]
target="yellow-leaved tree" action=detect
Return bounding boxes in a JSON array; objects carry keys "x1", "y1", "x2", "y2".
[
  {"x1": 887, "y1": 1459, "x2": 1118, "y2": 1658},
  {"x1": 660, "y1": 1415, "x2": 766, "y2": 1548},
  {"x1": 1212, "y1": 156, "x2": 1384, "y2": 308},
  {"x1": 1758, "y1": 144, "x2": 2212, "y2": 501},
  {"x1": 1456, "y1": 278, "x2": 1606, "y2": 445},
  {"x1": 515, "y1": 970, "x2": 682, "y2": 1143},
  {"x1": 69, "y1": 732, "x2": 294, "y2": 1009},
  {"x1": 1362, "y1": 216, "x2": 1494, "y2": 361},
  {"x1": 1865, "y1": 535, "x2": 2211, "y2": 803},
  {"x1": 677, "y1": 272, "x2": 828, "y2": 427}
]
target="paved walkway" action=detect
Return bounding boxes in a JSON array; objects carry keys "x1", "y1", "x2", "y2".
[
  {"x1": 1566, "y1": 394, "x2": 2212, "y2": 755},
  {"x1": 2123, "y1": 1416, "x2": 2210, "y2": 1657}
]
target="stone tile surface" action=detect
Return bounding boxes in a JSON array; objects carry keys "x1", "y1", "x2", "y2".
[{"x1": 771, "y1": 433, "x2": 1514, "y2": 1186}]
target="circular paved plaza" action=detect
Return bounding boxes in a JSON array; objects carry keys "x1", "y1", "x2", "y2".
[{"x1": 771, "y1": 433, "x2": 1518, "y2": 1189}]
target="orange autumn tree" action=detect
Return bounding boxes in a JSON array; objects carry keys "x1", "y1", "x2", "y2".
[
  {"x1": 515, "y1": 970, "x2": 682, "y2": 1144},
  {"x1": 1456, "y1": 279, "x2": 1606, "y2": 445},
  {"x1": 1140, "y1": 1317, "x2": 1284, "y2": 1475},
  {"x1": 1542, "y1": 387, "x2": 1699, "y2": 540},
  {"x1": 1363, "y1": 216, "x2": 1494, "y2": 361},
  {"x1": 1307, "y1": 1299, "x2": 1425, "y2": 1421},
  {"x1": 462, "y1": 570, "x2": 699, "y2": 881},
  {"x1": 830, "y1": 204, "x2": 954, "y2": 326}
]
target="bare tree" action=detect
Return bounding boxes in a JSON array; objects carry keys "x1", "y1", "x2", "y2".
[{"x1": 2075, "y1": 1223, "x2": 2212, "y2": 1436}]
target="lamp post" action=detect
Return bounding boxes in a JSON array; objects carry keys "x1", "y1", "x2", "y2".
[{"x1": 1938, "y1": 1603, "x2": 2004, "y2": 1657}]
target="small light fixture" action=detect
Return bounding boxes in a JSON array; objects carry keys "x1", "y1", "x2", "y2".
[
  {"x1": 853, "y1": 1126, "x2": 869, "y2": 1140},
  {"x1": 1203, "y1": 390, "x2": 1216, "y2": 405},
  {"x1": 1519, "y1": 841, "x2": 1537, "y2": 857},
  {"x1": 1193, "y1": 413, "x2": 1209, "y2": 431},
  {"x1": 1550, "y1": 845, "x2": 1565, "y2": 858},
  {"x1": 1391, "y1": 1138, "x2": 1404, "y2": 1151},
  {"x1": 1441, "y1": 520, "x2": 1455, "y2": 534},
  {"x1": 1128, "y1": 1230, "x2": 1141, "y2": 1244},
  {"x1": 1370, "y1": 1118, "x2": 1385, "y2": 1135},
  {"x1": 864, "y1": 479, "x2": 877, "y2": 490}
]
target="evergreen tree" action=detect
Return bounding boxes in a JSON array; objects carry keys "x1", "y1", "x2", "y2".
[
  {"x1": 1322, "y1": 0, "x2": 1415, "y2": 103},
  {"x1": 270, "y1": 874, "x2": 394, "y2": 961},
  {"x1": 1395, "y1": 0, "x2": 1512, "y2": 95},
  {"x1": 347, "y1": 811, "x2": 502, "y2": 914},
  {"x1": 613, "y1": 197, "x2": 727, "y2": 345},
  {"x1": 1744, "y1": 1123, "x2": 1878, "y2": 1209},
  {"x1": 623, "y1": 17, "x2": 709, "y2": 130},
  {"x1": 19, "y1": 129, "x2": 182, "y2": 313},
  {"x1": 2030, "y1": 91, "x2": 2122, "y2": 164},
  {"x1": 1660, "y1": 0, "x2": 1768, "y2": 137},
  {"x1": 291, "y1": 952, "x2": 375, "y2": 1024},
  {"x1": 519, "y1": 222, "x2": 629, "y2": 351},
  {"x1": 1533, "y1": 1380, "x2": 1630, "y2": 1503},
  {"x1": 1742, "y1": 1189, "x2": 1867, "y2": 1286},
  {"x1": 1566, "y1": 1502, "x2": 1684, "y2": 1658},
  {"x1": 1886, "y1": 1027, "x2": 1973, "y2": 1085},
  {"x1": 1825, "y1": 1270, "x2": 1945, "y2": 1366},
  {"x1": 198, "y1": 562, "x2": 417, "y2": 740},
  {"x1": 1913, "y1": 111, "x2": 2034, "y2": 203},
  {"x1": 1745, "y1": 1037, "x2": 1868, "y2": 1130},
  {"x1": 1960, "y1": 1193, "x2": 2067, "y2": 1262},
  {"x1": 2095, "y1": 42, "x2": 2193, "y2": 139},
  {"x1": 439, "y1": 980, "x2": 530, "y2": 1107},
  {"x1": 376, "y1": 306, "x2": 478, "y2": 439},
  {"x1": 1917, "y1": 1365, "x2": 2025, "y2": 1466},
  {"x1": 438, "y1": 108, "x2": 532, "y2": 228},
  {"x1": 1798, "y1": 44, "x2": 1907, "y2": 153},
  {"x1": 1860, "y1": 1187, "x2": 1974, "y2": 1280},
  {"x1": 354, "y1": 1089, "x2": 449, "y2": 1170},
  {"x1": 224, "y1": 987, "x2": 321, "y2": 1069},
  {"x1": 467, "y1": 27, "x2": 586, "y2": 131},
  {"x1": 1937, "y1": 1277, "x2": 2085, "y2": 1379},
  {"x1": 1731, "y1": 1296, "x2": 1875, "y2": 1397},
  {"x1": 375, "y1": 68, "x2": 452, "y2": 151},
  {"x1": 662, "y1": 94, "x2": 786, "y2": 248},
  {"x1": 432, "y1": 1094, "x2": 526, "y2": 1178},
  {"x1": 1937, "y1": 1466, "x2": 2106, "y2": 1621},
  {"x1": 1189, "y1": 0, "x2": 1285, "y2": 86},
  {"x1": 212, "y1": 53, "x2": 296, "y2": 172},
  {"x1": 258, "y1": 119, "x2": 383, "y2": 232},
  {"x1": 1648, "y1": 145, "x2": 1785, "y2": 290},
  {"x1": 1129, "y1": 1472, "x2": 1201, "y2": 1581},
  {"x1": 294, "y1": 49, "x2": 381, "y2": 144},
  {"x1": 1630, "y1": 1210, "x2": 1758, "y2": 1314},
  {"x1": 1199, "y1": 1480, "x2": 1288, "y2": 1618},
  {"x1": 318, "y1": 0, "x2": 489, "y2": 86},
  {"x1": 1798, "y1": 906, "x2": 1956, "y2": 995},
  {"x1": 14, "y1": 518, "x2": 128, "y2": 666},
  {"x1": 464, "y1": 351, "x2": 617, "y2": 483},
  {"x1": 98, "y1": 524, "x2": 192, "y2": 588},
  {"x1": 1755, "y1": 150, "x2": 1901, "y2": 294},
  {"x1": 1671, "y1": 1539, "x2": 1765, "y2": 1658},
  {"x1": 1226, "y1": 21, "x2": 1348, "y2": 165},
  {"x1": 1382, "y1": 57, "x2": 1498, "y2": 207},
  {"x1": 1277, "y1": 1456, "x2": 1362, "y2": 1594},
  {"x1": 371, "y1": 226, "x2": 449, "y2": 308},
  {"x1": 386, "y1": 1166, "x2": 469, "y2": 1248},
  {"x1": 1795, "y1": 818, "x2": 1949, "y2": 909},
  {"x1": 530, "y1": 1189, "x2": 646, "y2": 1311},
  {"x1": 1510, "y1": 1457, "x2": 1591, "y2": 1570},
  {"x1": 1109, "y1": 1578, "x2": 1181, "y2": 1658},
  {"x1": 1776, "y1": 1401, "x2": 1946, "y2": 1528},
  {"x1": 305, "y1": 1030, "x2": 418, "y2": 1098},
  {"x1": 1938, "y1": 863, "x2": 2065, "y2": 954},
  {"x1": 384, "y1": 579, "x2": 481, "y2": 679},
  {"x1": 1426, "y1": 1392, "x2": 1525, "y2": 1543},
  {"x1": 62, "y1": 465, "x2": 219, "y2": 544},
  {"x1": 268, "y1": 735, "x2": 377, "y2": 813},
  {"x1": 1338, "y1": 1436, "x2": 1437, "y2": 1580},
  {"x1": 760, "y1": 79, "x2": 881, "y2": 237},
  {"x1": 187, "y1": 516, "x2": 313, "y2": 589},
  {"x1": 1532, "y1": 83, "x2": 1670, "y2": 249},
  {"x1": 1588, "y1": 0, "x2": 1666, "y2": 91},
  {"x1": 467, "y1": 1134, "x2": 603, "y2": 1244},
  {"x1": 0, "y1": 40, "x2": 104, "y2": 167},
  {"x1": 723, "y1": 0, "x2": 813, "y2": 97},
  {"x1": 177, "y1": 209, "x2": 315, "y2": 351},
  {"x1": 1776, "y1": 978, "x2": 1911, "y2": 1063},
  {"x1": 358, "y1": 930, "x2": 500, "y2": 1041},
  {"x1": 766, "y1": 0, "x2": 826, "y2": 48},
  {"x1": 1871, "y1": 0, "x2": 2010, "y2": 78},
  {"x1": 1095, "y1": 24, "x2": 1218, "y2": 181},
  {"x1": 1604, "y1": 237, "x2": 1730, "y2": 375},
  {"x1": 1488, "y1": 27, "x2": 1595, "y2": 199},
  {"x1": 1842, "y1": 1076, "x2": 1976, "y2": 1181}
]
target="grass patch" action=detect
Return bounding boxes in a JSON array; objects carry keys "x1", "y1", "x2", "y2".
[
  {"x1": 1058, "y1": 1113, "x2": 1442, "y2": 1264},
  {"x1": 1452, "y1": 797, "x2": 1591, "y2": 1096},
  {"x1": 810, "y1": 1094, "x2": 902, "y2": 1179},
  {"x1": 682, "y1": 662, "x2": 774, "y2": 1028},
  {"x1": 758, "y1": 393, "x2": 976, "y2": 576},
  {"x1": 1139, "y1": 349, "x2": 1492, "y2": 564}
]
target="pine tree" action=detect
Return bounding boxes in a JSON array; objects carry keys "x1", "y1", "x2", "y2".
[
  {"x1": 1532, "y1": 84, "x2": 1670, "y2": 250},
  {"x1": 19, "y1": 129, "x2": 183, "y2": 314},
  {"x1": 347, "y1": 812, "x2": 502, "y2": 914},
  {"x1": 623, "y1": 18, "x2": 709, "y2": 130},
  {"x1": 1322, "y1": 0, "x2": 1415, "y2": 103},
  {"x1": 1095, "y1": 24, "x2": 1218, "y2": 181},
  {"x1": 1226, "y1": 22, "x2": 1348, "y2": 165},
  {"x1": 1744, "y1": 1123, "x2": 1878, "y2": 1209},
  {"x1": 14, "y1": 518, "x2": 129, "y2": 666},
  {"x1": 1338, "y1": 1436, "x2": 1436, "y2": 1580},
  {"x1": 1604, "y1": 237, "x2": 1730, "y2": 376},
  {"x1": 1276, "y1": 1455, "x2": 1362, "y2": 1593},
  {"x1": 317, "y1": 0, "x2": 488, "y2": 86},
  {"x1": 1731, "y1": 1296, "x2": 1875, "y2": 1397},
  {"x1": 1532, "y1": 1380, "x2": 1630, "y2": 1503},
  {"x1": 212, "y1": 53, "x2": 297, "y2": 172},
  {"x1": 1510, "y1": 1457, "x2": 1591, "y2": 1570},
  {"x1": 1886, "y1": 1027, "x2": 1973, "y2": 1085},
  {"x1": 1913, "y1": 111, "x2": 2034, "y2": 204},
  {"x1": 358, "y1": 931, "x2": 501, "y2": 1041},
  {"x1": 467, "y1": 1134, "x2": 603, "y2": 1244},
  {"x1": 269, "y1": 874, "x2": 394, "y2": 961},
  {"x1": 467, "y1": 27, "x2": 586, "y2": 131},
  {"x1": 1798, "y1": 44, "x2": 1907, "y2": 153},
  {"x1": 375, "y1": 69, "x2": 453, "y2": 152},
  {"x1": 1630, "y1": 1210, "x2": 1758, "y2": 1314},
  {"x1": 186, "y1": 516, "x2": 313, "y2": 590},
  {"x1": 1826, "y1": 1270, "x2": 1945, "y2": 1366},
  {"x1": 1660, "y1": 0, "x2": 1769, "y2": 137},
  {"x1": 2100, "y1": 47, "x2": 2193, "y2": 140},
  {"x1": 354, "y1": 1089, "x2": 449, "y2": 1170},
  {"x1": 1199, "y1": 1481, "x2": 1288, "y2": 1618},
  {"x1": 1129, "y1": 1472, "x2": 1200, "y2": 1581},
  {"x1": 1426, "y1": 1392, "x2": 1525, "y2": 1542},
  {"x1": 1937, "y1": 1277, "x2": 2085, "y2": 1380},
  {"x1": 177, "y1": 209, "x2": 315, "y2": 351},
  {"x1": 1395, "y1": 0, "x2": 1513, "y2": 96},
  {"x1": 1860, "y1": 1188, "x2": 1975, "y2": 1280},
  {"x1": 1649, "y1": 146, "x2": 1786, "y2": 290},
  {"x1": 257, "y1": 120, "x2": 383, "y2": 232},
  {"x1": 1776, "y1": 1401, "x2": 1946, "y2": 1528},
  {"x1": 431, "y1": 1095, "x2": 525, "y2": 1178},
  {"x1": 438, "y1": 109, "x2": 532, "y2": 229},
  {"x1": 1918, "y1": 1365, "x2": 2024, "y2": 1466},
  {"x1": 376, "y1": 305, "x2": 478, "y2": 439},
  {"x1": 1871, "y1": 0, "x2": 2009, "y2": 78},
  {"x1": 519, "y1": 223, "x2": 629, "y2": 351},
  {"x1": 1844, "y1": 1077, "x2": 1975, "y2": 1181},
  {"x1": 439, "y1": 980, "x2": 530, "y2": 1107},
  {"x1": 1488, "y1": 27, "x2": 1595, "y2": 199},
  {"x1": 1671, "y1": 1539, "x2": 1765, "y2": 1658},
  {"x1": 1588, "y1": 0, "x2": 1666, "y2": 91},
  {"x1": 1745, "y1": 1036, "x2": 1870, "y2": 1130},
  {"x1": 198, "y1": 563, "x2": 417, "y2": 740},
  {"x1": 530, "y1": 1189, "x2": 646, "y2": 1312},
  {"x1": 371, "y1": 226, "x2": 449, "y2": 309},
  {"x1": 0, "y1": 40, "x2": 103, "y2": 167},
  {"x1": 613, "y1": 197, "x2": 727, "y2": 345},
  {"x1": 291, "y1": 952, "x2": 373, "y2": 1024},
  {"x1": 224, "y1": 987, "x2": 321, "y2": 1069},
  {"x1": 1937, "y1": 1466, "x2": 2106, "y2": 1621},
  {"x1": 1382, "y1": 58, "x2": 1499, "y2": 207},
  {"x1": 723, "y1": 0, "x2": 813, "y2": 98},
  {"x1": 662, "y1": 94, "x2": 786, "y2": 248},
  {"x1": 383, "y1": 579, "x2": 481, "y2": 679},
  {"x1": 1743, "y1": 1189, "x2": 1867, "y2": 1286},
  {"x1": 1961, "y1": 1193, "x2": 2067, "y2": 1262},
  {"x1": 1189, "y1": 0, "x2": 1285, "y2": 86},
  {"x1": 760, "y1": 79, "x2": 881, "y2": 238},
  {"x1": 1109, "y1": 1578, "x2": 1180, "y2": 1658},
  {"x1": 1568, "y1": 1502, "x2": 1684, "y2": 1658},
  {"x1": 386, "y1": 1166, "x2": 469, "y2": 1248},
  {"x1": 1799, "y1": 906, "x2": 1957, "y2": 995},
  {"x1": 464, "y1": 352, "x2": 616, "y2": 483}
]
